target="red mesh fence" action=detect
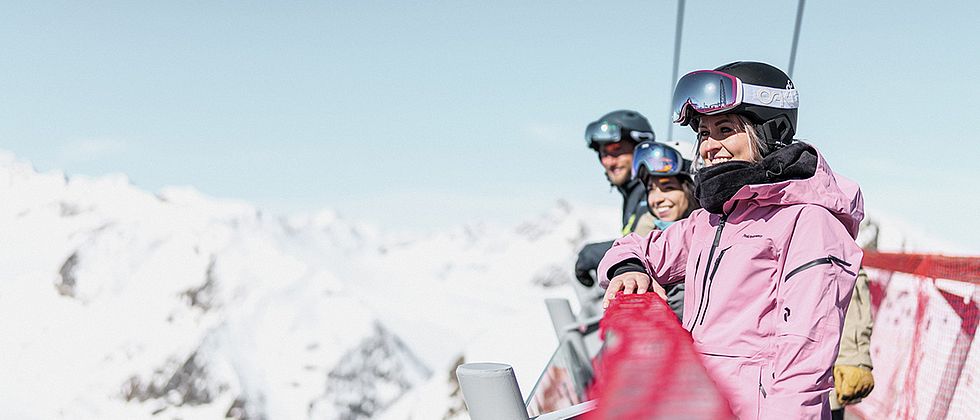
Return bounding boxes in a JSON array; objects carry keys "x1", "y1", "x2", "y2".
[
  {"x1": 862, "y1": 251, "x2": 980, "y2": 285},
  {"x1": 851, "y1": 251, "x2": 980, "y2": 419},
  {"x1": 577, "y1": 251, "x2": 980, "y2": 419},
  {"x1": 582, "y1": 293, "x2": 734, "y2": 420}
]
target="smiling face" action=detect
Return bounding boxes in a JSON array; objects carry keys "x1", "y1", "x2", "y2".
[
  {"x1": 646, "y1": 176, "x2": 690, "y2": 222},
  {"x1": 599, "y1": 141, "x2": 636, "y2": 186},
  {"x1": 696, "y1": 114, "x2": 757, "y2": 166}
]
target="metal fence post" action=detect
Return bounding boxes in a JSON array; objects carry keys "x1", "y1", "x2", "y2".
[
  {"x1": 545, "y1": 298, "x2": 577, "y2": 339},
  {"x1": 545, "y1": 298, "x2": 590, "y2": 363},
  {"x1": 456, "y1": 362, "x2": 529, "y2": 420}
]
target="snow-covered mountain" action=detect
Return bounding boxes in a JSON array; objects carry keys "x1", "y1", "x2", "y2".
[
  {"x1": 0, "y1": 150, "x2": 952, "y2": 419},
  {"x1": 0, "y1": 151, "x2": 621, "y2": 419}
]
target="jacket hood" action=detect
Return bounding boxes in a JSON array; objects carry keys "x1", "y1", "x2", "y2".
[{"x1": 729, "y1": 142, "x2": 864, "y2": 238}]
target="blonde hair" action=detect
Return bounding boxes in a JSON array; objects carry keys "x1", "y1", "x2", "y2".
[{"x1": 692, "y1": 114, "x2": 768, "y2": 171}]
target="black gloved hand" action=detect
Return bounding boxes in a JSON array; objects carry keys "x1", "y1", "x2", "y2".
[{"x1": 574, "y1": 241, "x2": 614, "y2": 287}]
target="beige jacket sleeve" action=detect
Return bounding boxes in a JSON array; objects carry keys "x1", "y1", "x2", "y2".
[
  {"x1": 835, "y1": 268, "x2": 873, "y2": 368},
  {"x1": 632, "y1": 212, "x2": 658, "y2": 237}
]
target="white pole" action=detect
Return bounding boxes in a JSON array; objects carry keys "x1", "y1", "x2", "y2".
[{"x1": 456, "y1": 363, "x2": 529, "y2": 420}]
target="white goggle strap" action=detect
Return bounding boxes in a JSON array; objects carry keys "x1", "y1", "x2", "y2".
[
  {"x1": 741, "y1": 83, "x2": 799, "y2": 109},
  {"x1": 629, "y1": 131, "x2": 655, "y2": 142}
]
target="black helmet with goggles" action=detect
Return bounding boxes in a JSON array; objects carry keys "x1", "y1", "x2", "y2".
[
  {"x1": 672, "y1": 61, "x2": 798, "y2": 146},
  {"x1": 584, "y1": 109, "x2": 656, "y2": 151}
]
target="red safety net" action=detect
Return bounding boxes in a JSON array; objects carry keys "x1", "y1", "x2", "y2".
[
  {"x1": 582, "y1": 293, "x2": 734, "y2": 420},
  {"x1": 863, "y1": 251, "x2": 980, "y2": 285},
  {"x1": 578, "y1": 251, "x2": 980, "y2": 419},
  {"x1": 851, "y1": 251, "x2": 980, "y2": 419}
]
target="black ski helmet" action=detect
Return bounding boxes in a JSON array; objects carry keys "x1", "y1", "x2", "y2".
[
  {"x1": 710, "y1": 61, "x2": 798, "y2": 146},
  {"x1": 585, "y1": 109, "x2": 655, "y2": 151}
]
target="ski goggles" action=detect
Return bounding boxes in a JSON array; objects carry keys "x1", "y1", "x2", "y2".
[
  {"x1": 671, "y1": 70, "x2": 799, "y2": 125},
  {"x1": 632, "y1": 141, "x2": 688, "y2": 179},
  {"x1": 584, "y1": 120, "x2": 655, "y2": 147}
]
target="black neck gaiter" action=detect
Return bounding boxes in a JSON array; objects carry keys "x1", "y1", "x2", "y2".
[{"x1": 694, "y1": 142, "x2": 818, "y2": 214}]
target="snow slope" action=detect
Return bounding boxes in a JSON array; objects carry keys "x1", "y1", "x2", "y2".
[
  {"x1": 0, "y1": 150, "x2": 946, "y2": 419},
  {"x1": 0, "y1": 151, "x2": 618, "y2": 419}
]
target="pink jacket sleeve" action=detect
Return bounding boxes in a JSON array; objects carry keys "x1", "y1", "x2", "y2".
[
  {"x1": 597, "y1": 216, "x2": 696, "y2": 289},
  {"x1": 765, "y1": 206, "x2": 863, "y2": 419}
]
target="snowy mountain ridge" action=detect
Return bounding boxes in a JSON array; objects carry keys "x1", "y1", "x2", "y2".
[{"x1": 0, "y1": 151, "x2": 620, "y2": 419}]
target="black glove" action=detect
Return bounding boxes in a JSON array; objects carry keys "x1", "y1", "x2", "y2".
[{"x1": 574, "y1": 241, "x2": 614, "y2": 287}]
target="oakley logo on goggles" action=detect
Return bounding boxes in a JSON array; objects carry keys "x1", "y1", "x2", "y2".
[
  {"x1": 672, "y1": 70, "x2": 799, "y2": 125},
  {"x1": 585, "y1": 121, "x2": 654, "y2": 147},
  {"x1": 632, "y1": 141, "x2": 687, "y2": 179}
]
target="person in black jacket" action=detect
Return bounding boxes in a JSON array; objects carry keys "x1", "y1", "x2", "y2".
[{"x1": 573, "y1": 110, "x2": 656, "y2": 316}]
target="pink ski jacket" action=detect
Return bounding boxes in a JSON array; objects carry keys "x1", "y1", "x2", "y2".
[{"x1": 598, "y1": 146, "x2": 863, "y2": 419}]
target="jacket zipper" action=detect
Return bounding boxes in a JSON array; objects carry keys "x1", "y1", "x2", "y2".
[
  {"x1": 784, "y1": 255, "x2": 852, "y2": 282},
  {"x1": 698, "y1": 245, "x2": 732, "y2": 325},
  {"x1": 690, "y1": 214, "x2": 728, "y2": 333},
  {"x1": 688, "y1": 251, "x2": 705, "y2": 330},
  {"x1": 691, "y1": 251, "x2": 702, "y2": 303}
]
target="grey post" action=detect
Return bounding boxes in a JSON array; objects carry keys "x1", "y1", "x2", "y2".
[
  {"x1": 544, "y1": 298, "x2": 591, "y2": 365},
  {"x1": 455, "y1": 363, "x2": 529, "y2": 420},
  {"x1": 545, "y1": 298, "x2": 577, "y2": 339}
]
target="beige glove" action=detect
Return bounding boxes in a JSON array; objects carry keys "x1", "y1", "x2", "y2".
[{"x1": 834, "y1": 365, "x2": 874, "y2": 405}]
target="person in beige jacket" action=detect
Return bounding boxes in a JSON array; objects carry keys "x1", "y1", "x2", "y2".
[{"x1": 830, "y1": 268, "x2": 875, "y2": 419}]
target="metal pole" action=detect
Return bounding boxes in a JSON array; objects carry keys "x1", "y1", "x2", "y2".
[
  {"x1": 545, "y1": 298, "x2": 577, "y2": 339},
  {"x1": 667, "y1": 0, "x2": 685, "y2": 141},
  {"x1": 456, "y1": 363, "x2": 529, "y2": 420},
  {"x1": 545, "y1": 298, "x2": 591, "y2": 367},
  {"x1": 788, "y1": 0, "x2": 806, "y2": 78}
]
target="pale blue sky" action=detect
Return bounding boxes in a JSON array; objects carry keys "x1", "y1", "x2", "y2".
[{"x1": 1, "y1": 1, "x2": 977, "y2": 252}]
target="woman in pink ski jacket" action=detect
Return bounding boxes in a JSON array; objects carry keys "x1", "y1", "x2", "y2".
[{"x1": 598, "y1": 62, "x2": 863, "y2": 419}]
